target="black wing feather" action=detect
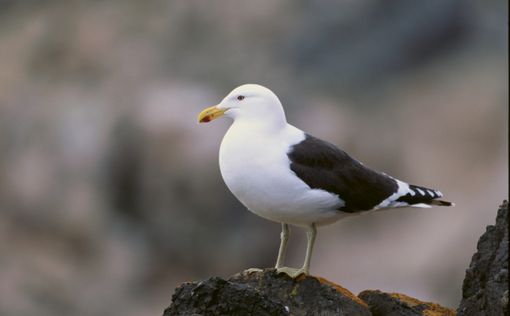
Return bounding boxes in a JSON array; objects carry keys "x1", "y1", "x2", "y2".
[
  {"x1": 396, "y1": 184, "x2": 453, "y2": 206},
  {"x1": 288, "y1": 134, "x2": 398, "y2": 212}
]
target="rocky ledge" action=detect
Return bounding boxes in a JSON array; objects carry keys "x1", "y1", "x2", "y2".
[
  {"x1": 164, "y1": 201, "x2": 508, "y2": 316},
  {"x1": 457, "y1": 200, "x2": 508, "y2": 316}
]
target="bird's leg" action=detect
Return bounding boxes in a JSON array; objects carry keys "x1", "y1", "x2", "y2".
[
  {"x1": 244, "y1": 223, "x2": 290, "y2": 275},
  {"x1": 301, "y1": 223, "x2": 317, "y2": 275},
  {"x1": 276, "y1": 223, "x2": 317, "y2": 279},
  {"x1": 275, "y1": 223, "x2": 290, "y2": 269}
]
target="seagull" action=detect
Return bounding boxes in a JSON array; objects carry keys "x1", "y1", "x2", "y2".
[{"x1": 197, "y1": 84, "x2": 453, "y2": 278}]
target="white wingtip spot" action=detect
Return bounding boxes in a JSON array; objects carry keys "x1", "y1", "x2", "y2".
[
  {"x1": 411, "y1": 203, "x2": 432, "y2": 208},
  {"x1": 416, "y1": 188, "x2": 425, "y2": 195}
]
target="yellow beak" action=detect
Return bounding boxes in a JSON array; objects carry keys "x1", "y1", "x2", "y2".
[{"x1": 197, "y1": 105, "x2": 227, "y2": 123}]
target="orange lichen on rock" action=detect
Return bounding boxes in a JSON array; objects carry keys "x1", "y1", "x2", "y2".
[
  {"x1": 390, "y1": 293, "x2": 456, "y2": 316},
  {"x1": 312, "y1": 275, "x2": 369, "y2": 307},
  {"x1": 359, "y1": 289, "x2": 456, "y2": 316}
]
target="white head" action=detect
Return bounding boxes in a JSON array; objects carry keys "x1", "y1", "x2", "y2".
[{"x1": 198, "y1": 84, "x2": 287, "y2": 127}]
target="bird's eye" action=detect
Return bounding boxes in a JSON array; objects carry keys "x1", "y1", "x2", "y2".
[{"x1": 237, "y1": 95, "x2": 245, "y2": 101}]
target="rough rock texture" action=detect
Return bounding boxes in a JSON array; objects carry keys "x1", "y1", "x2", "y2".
[
  {"x1": 457, "y1": 200, "x2": 509, "y2": 316},
  {"x1": 164, "y1": 269, "x2": 370, "y2": 316},
  {"x1": 359, "y1": 290, "x2": 456, "y2": 316},
  {"x1": 164, "y1": 201, "x2": 508, "y2": 316},
  {"x1": 163, "y1": 276, "x2": 288, "y2": 316},
  {"x1": 229, "y1": 269, "x2": 371, "y2": 316},
  {"x1": 164, "y1": 269, "x2": 459, "y2": 316}
]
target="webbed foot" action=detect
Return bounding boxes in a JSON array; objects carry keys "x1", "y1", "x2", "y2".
[
  {"x1": 276, "y1": 266, "x2": 307, "y2": 279},
  {"x1": 242, "y1": 267, "x2": 264, "y2": 274}
]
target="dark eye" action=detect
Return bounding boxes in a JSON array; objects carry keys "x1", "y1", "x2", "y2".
[{"x1": 237, "y1": 95, "x2": 245, "y2": 101}]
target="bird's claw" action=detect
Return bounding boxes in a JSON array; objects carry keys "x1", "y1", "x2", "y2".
[
  {"x1": 243, "y1": 267, "x2": 264, "y2": 274},
  {"x1": 276, "y1": 267, "x2": 307, "y2": 279}
]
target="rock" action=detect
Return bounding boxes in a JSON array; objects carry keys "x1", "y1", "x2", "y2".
[
  {"x1": 163, "y1": 276, "x2": 288, "y2": 316},
  {"x1": 164, "y1": 269, "x2": 371, "y2": 316},
  {"x1": 164, "y1": 269, "x2": 458, "y2": 316},
  {"x1": 359, "y1": 290, "x2": 456, "y2": 316},
  {"x1": 163, "y1": 269, "x2": 458, "y2": 316},
  {"x1": 457, "y1": 200, "x2": 509, "y2": 316},
  {"x1": 230, "y1": 269, "x2": 371, "y2": 316},
  {"x1": 164, "y1": 201, "x2": 509, "y2": 316}
]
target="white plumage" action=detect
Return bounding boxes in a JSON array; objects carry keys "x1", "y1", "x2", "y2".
[
  {"x1": 220, "y1": 118, "x2": 347, "y2": 226},
  {"x1": 198, "y1": 84, "x2": 453, "y2": 277}
]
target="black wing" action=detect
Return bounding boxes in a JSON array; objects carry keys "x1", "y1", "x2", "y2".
[{"x1": 287, "y1": 134, "x2": 398, "y2": 212}]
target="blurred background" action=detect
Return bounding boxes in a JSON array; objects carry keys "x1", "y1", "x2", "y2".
[{"x1": 0, "y1": 0, "x2": 507, "y2": 315}]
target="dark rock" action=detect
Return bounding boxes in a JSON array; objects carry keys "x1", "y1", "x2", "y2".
[
  {"x1": 163, "y1": 269, "x2": 458, "y2": 316},
  {"x1": 163, "y1": 276, "x2": 289, "y2": 316},
  {"x1": 230, "y1": 269, "x2": 371, "y2": 316},
  {"x1": 359, "y1": 290, "x2": 455, "y2": 316},
  {"x1": 164, "y1": 201, "x2": 509, "y2": 316},
  {"x1": 457, "y1": 200, "x2": 509, "y2": 316},
  {"x1": 164, "y1": 269, "x2": 371, "y2": 316}
]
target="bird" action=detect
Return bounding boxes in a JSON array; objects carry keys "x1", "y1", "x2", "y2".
[{"x1": 197, "y1": 84, "x2": 453, "y2": 278}]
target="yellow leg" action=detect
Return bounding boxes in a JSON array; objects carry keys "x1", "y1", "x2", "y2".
[
  {"x1": 302, "y1": 223, "x2": 317, "y2": 274},
  {"x1": 275, "y1": 223, "x2": 290, "y2": 268},
  {"x1": 276, "y1": 223, "x2": 317, "y2": 278}
]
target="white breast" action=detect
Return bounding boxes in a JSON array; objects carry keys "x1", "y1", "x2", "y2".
[{"x1": 219, "y1": 121, "x2": 343, "y2": 226}]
